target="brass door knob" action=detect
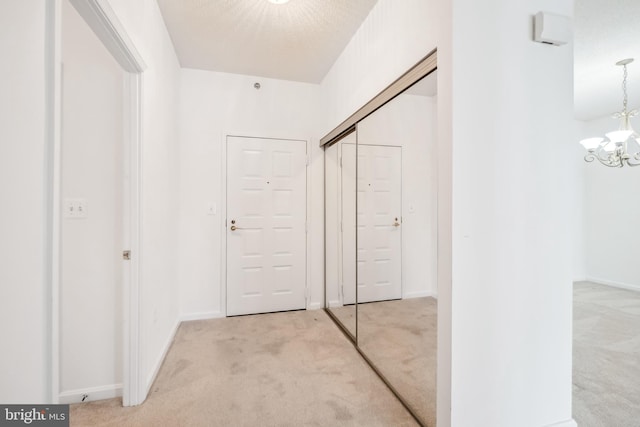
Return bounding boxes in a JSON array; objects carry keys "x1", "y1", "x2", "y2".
[{"x1": 230, "y1": 225, "x2": 237, "y2": 231}]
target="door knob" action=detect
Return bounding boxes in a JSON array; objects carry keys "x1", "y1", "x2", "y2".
[
  {"x1": 393, "y1": 217, "x2": 400, "y2": 227},
  {"x1": 231, "y1": 225, "x2": 237, "y2": 231}
]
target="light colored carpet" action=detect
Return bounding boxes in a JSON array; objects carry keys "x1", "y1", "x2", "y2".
[
  {"x1": 327, "y1": 305, "x2": 356, "y2": 338},
  {"x1": 70, "y1": 310, "x2": 418, "y2": 427},
  {"x1": 358, "y1": 298, "x2": 437, "y2": 427},
  {"x1": 573, "y1": 281, "x2": 640, "y2": 426}
]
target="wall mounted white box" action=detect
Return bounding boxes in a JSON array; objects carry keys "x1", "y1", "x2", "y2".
[{"x1": 534, "y1": 12, "x2": 572, "y2": 46}]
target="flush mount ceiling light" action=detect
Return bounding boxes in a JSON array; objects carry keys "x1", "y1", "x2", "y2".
[
  {"x1": 268, "y1": 0, "x2": 290, "y2": 4},
  {"x1": 579, "y1": 58, "x2": 640, "y2": 168}
]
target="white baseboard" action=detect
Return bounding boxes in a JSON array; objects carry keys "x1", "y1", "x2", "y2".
[
  {"x1": 545, "y1": 419, "x2": 577, "y2": 427},
  {"x1": 307, "y1": 302, "x2": 322, "y2": 310},
  {"x1": 586, "y1": 277, "x2": 640, "y2": 293},
  {"x1": 58, "y1": 383, "x2": 122, "y2": 404},
  {"x1": 180, "y1": 310, "x2": 224, "y2": 322},
  {"x1": 403, "y1": 290, "x2": 438, "y2": 299},
  {"x1": 145, "y1": 318, "x2": 180, "y2": 396}
]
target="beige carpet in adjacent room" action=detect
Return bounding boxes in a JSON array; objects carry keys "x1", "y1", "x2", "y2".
[
  {"x1": 70, "y1": 310, "x2": 418, "y2": 427},
  {"x1": 573, "y1": 281, "x2": 640, "y2": 426}
]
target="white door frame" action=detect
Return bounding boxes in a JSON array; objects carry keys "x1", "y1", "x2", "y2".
[
  {"x1": 220, "y1": 132, "x2": 312, "y2": 317},
  {"x1": 46, "y1": 0, "x2": 147, "y2": 406}
]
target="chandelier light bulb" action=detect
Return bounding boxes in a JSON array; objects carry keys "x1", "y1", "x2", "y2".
[
  {"x1": 605, "y1": 130, "x2": 633, "y2": 144},
  {"x1": 579, "y1": 137, "x2": 604, "y2": 150}
]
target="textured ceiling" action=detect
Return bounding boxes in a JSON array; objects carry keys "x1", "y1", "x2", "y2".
[
  {"x1": 156, "y1": 0, "x2": 379, "y2": 83},
  {"x1": 575, "y1": 0, "x2": 640, "y2": 120}
]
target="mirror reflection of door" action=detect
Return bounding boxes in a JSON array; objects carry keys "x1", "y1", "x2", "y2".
[{"x1": 353, "y1": 144, "x2": 402, "y2": 304}]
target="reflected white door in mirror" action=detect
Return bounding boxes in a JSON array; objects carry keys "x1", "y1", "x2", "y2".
[{"x1": 342, "y1": 143, "x2": 402, "y2": 304}]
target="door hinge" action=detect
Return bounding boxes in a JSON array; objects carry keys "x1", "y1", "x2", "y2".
[
  {"x1": 305, "y1": 221, "x2": 309, "y2": 233},
  {"x1": 339, "y1": 156, "x2": 342, "y2": 168},
  {"x1": 306, "y1": 155, "x2": 310, "y2": 166},
  {"x1": 123, "y1": 250, "x2": 131, "y2": 261}
]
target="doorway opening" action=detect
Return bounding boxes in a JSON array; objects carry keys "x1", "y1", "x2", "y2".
[{"x1": 48, "y1": 0, "x2": 146, "y2": 406}]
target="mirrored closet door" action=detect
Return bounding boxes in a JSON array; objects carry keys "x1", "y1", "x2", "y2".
[
  {"x1": 356, "y1": 71, "x2": 438, "y2": 426},
  {"x1": 323, "y1": 52, "x2": 438, "y2": 427}
]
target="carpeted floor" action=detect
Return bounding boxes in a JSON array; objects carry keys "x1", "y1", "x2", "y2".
[
  {"x1": 573, "y1": 281, "x2": 640, "y2": 427},
  {"x1": 327, "y1": 298, "x2": 437, "y2": 426},
  {"x1": 358, "y1": 298, "x2": 437, "y2": 427},
  {"x1": 72, "y1": 282, "x2": 640, "y2": 427},
  {"x1": 70, "y1": 310, "x2": 418, "y2": 427},
  {"x1": 327, "y1": 304, "x2": 356, "y2": 338}
]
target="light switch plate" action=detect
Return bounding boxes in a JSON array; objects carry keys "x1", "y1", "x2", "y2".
[{"x1": 64, "y1": 198, "x2": 88, "y2": 219}]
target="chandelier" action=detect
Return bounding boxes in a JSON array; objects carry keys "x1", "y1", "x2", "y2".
[{"x1": 579, "y1": 58, "x2": 640, "y2": 167}]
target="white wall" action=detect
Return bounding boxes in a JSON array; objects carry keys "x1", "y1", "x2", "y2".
[
  {"x1": 449, "y1": 0, "x2": 575, "y2": 425},
  {"x1": 0, "y1": 0, "x2": 49, "y2": 404},
  {"x1": 320, "y1": 0, "x2": 438, "y2": 137},
  {"x1": 178, "y1": 69, "x2": 322, "y2": 318},
  {"x1": 59, "y1": 0, "x2": 124, "y2": 401},
  {"x1": 102, "y1": 0, "x2": 182, "y2": 394},
  {"x1": 357, "y1": 93, "x2": 438, "y2": 298},
  {"x1": 579, "y1": 114, "x2": 640, "y2": 290}
]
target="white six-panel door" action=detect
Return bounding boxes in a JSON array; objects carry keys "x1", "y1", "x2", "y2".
[
  {"x1": 226, "y1": 136, "x2": 307, "y2": 316},
  {"x1": 343, "y1": 144, "x2": 402, "y2": 304}
]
